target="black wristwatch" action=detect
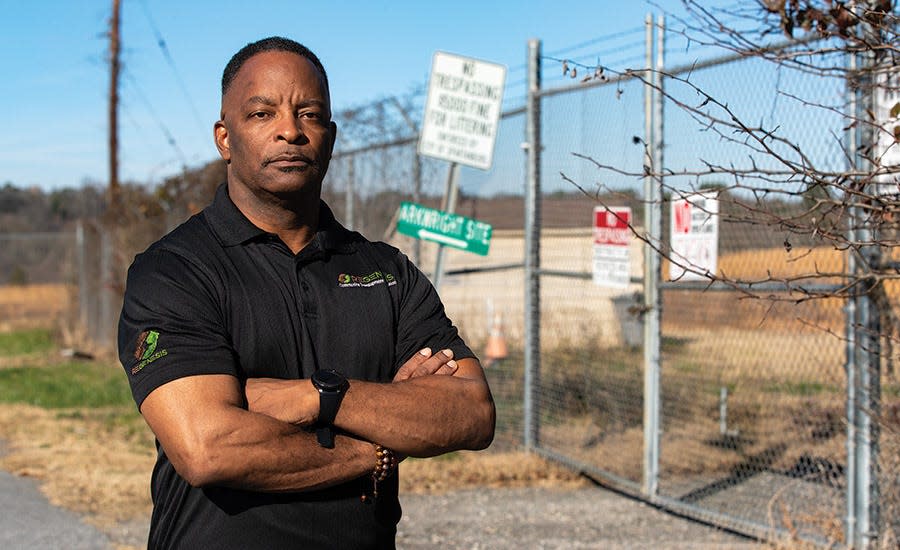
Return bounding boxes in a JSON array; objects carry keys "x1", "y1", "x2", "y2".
[{"x1": 310, "y1": 369, "x2": 349, "y2": 448}]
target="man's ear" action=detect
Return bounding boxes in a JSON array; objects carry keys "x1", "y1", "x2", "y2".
[
  {"x1": 214, "y1": 120, "x2": 231, "y2": 162},
  {"x1": 327, "y1": 121, "x2": 337, "y2": 157}
]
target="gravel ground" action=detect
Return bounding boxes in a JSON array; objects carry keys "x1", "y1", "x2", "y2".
[
  {"x1": 397, "y1": 486, "x2": 764, "y2": 549},
  {"x1": 0, "y1": 470, "x2": 109, "y2": 550},
  {"x1": 5, "y1": 480, "x2": 766, "y2": 549}
]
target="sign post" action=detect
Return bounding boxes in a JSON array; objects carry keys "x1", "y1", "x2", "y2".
[{"x1": 414, "y1": 51, "x2": 506, "y2": 290}]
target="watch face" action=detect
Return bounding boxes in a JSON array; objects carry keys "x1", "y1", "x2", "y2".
[{"x1": 313, "y1": 369, "x2": 347, "y2": 391}]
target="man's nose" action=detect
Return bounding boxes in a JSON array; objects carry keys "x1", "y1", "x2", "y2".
[{"x1": 275, "y1": 114, "x2": 307, "y2": 143}]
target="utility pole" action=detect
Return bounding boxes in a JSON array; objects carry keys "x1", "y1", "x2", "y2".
[
  {"x1": 98, "y1": 0, "x2": 122, "y2": 352},
  {"x1": 108, "y1": 0, "x2": 121, "y2": 209}
]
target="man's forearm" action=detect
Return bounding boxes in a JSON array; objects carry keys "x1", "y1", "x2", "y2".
[
  {"x1": 191, "y1": 410, "x2": 374, "y2": 491},
  {"x1": 247, "y1": 357, "x2": 495, "y2": 457},
  {"x1": 335, "y1": 367, "x2": 495, "y2": 457},
  {"x1": 141, "y1": 374, "x2": 375, "y2": 493}
]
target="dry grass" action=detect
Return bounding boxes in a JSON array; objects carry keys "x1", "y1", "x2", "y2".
[
  {"x1": 0, "y1": 284, "x2": 72, "y2": 331},
  {"x1": 716, "y1": 247, "x2": 845, "y2": 281},
  {"x1": 401, "y1": 451, "x2": 586, "y2": 494},
  {"x1": 0, "y1": 405, "x2": 155, "y2": 527},
  {"x1": 671, "y1": 328, "x2": 846, "y2": 385}
]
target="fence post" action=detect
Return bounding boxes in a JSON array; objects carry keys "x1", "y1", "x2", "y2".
[
  {"x1": 75, "y1": 221, "x2": 88, "y2": 332},
  {"x1": 99, "y1": 228, "x2": 114, "y2": 350},
  {"x1": 846, "y1": 28, "x2": 881, "y2": 547},
  {"x1": 346, "y1": 155, "x2": 356, "y2": 232},
  {"x1": 845, "y1": 43, "x2": 860, "y2": 549},
  {"x1": 641, "y1": 12, "x2": 664, "y2": 499},
  {"x1": 523, "y1": 38, "x2": 542, "y2": 451}
]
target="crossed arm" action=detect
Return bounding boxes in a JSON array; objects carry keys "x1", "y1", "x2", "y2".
[{"x1": 138, "y1": 348, "x2": 495, "y2": 492}]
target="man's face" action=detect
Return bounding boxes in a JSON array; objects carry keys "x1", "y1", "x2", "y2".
[{"x1": 214, "y1": 51, "x2": 336, "y2": 200}]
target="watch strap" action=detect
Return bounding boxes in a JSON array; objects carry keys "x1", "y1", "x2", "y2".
[
  {"x1": 316, "y1": 425, "x2": 335, "y2": 448},
  {"x1": 314, "y1": 376, "x2": 346, "y2": 449},
  {"x1": 317, "y1": 388, "x2": 343, "y2": 426}
]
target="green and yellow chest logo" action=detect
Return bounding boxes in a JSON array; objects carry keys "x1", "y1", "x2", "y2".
[{"x1": 337, "y1": 271, "x2": 396, "y2": 288}]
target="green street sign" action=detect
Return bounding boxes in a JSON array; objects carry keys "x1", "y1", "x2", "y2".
[{"x1": 396, "y1": 201, "x2": 492, "y2": 256}]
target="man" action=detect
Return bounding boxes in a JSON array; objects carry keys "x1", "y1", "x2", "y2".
[{"x1": 118, "y1": 36, "x2": 495, "y2": 549}]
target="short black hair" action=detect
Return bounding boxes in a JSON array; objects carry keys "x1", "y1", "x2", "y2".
[{"x1": 221, "y1": 36, "x2": 329, "y2": 97}]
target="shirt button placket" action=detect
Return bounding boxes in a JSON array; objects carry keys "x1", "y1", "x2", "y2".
[{"x1": 296, "y1": 265, "x2": 315, "y2": 315}]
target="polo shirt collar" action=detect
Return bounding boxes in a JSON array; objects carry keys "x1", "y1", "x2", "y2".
[{"x1": 204, "y1": 183, "x2": 356, "y2": 254}]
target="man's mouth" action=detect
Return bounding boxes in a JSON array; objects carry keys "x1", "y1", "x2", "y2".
[{"x1": 264, "y1": 154, "x2": 314, "y2": 168}]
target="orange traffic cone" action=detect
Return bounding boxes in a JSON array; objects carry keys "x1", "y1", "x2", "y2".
[{"x1": 483, "y1": 313, "x2": 508, "y2": 367}]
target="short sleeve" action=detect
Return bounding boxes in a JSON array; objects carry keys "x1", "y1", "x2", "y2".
[
  {"x1": 118, "y1": 248, "x2": 238, "y2": 408},
  {"x1": 392, "y1": 251, "x2": 475, "y2": 370}
]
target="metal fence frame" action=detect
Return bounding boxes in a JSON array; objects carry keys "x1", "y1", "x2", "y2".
[{"x1": 521, "y1": 16, "x2": 889, "y2": 549}]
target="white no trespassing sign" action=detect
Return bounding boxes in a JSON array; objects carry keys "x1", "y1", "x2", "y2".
[
  {"x1": 874, "y1": 67, "x2": 900, "y2": 195},
  {"x1": 592, "y1": 206, "x2": 631, "y2": 288},
  {"x1": 669, "y1": 193, "x2": 718, "y2": 282},
  {"x1": 418, "y1": 52, "x2": 506, "y2": 170}
]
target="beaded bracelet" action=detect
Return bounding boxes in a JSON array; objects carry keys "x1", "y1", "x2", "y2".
[{"x1": 371, "y1": 444, "x2": 399, "y2": 498}]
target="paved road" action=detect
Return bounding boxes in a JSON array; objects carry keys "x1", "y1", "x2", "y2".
[{"x1": 0, "y1": 470, "x2": 110, "y2": 550}]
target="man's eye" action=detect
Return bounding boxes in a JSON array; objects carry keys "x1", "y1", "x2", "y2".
[
  {"x1": 300, "y1": 111, "x2": 322, "y2": 119},
  {"x1": 251, "y1": 112, "x2": 270, "y2": 119}
]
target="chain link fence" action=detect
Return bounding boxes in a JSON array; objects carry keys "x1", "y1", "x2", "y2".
[
  {"x1": 0, "y1": 224, "x2": 120, "y2": 351},
  {"x1": 0, "y1": 232, "x2": 77, "y2": 333},
  {"x1": 525, "y1": 21, "x2": 899, "y2": 548}
]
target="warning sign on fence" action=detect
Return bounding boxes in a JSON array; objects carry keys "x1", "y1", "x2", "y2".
[
  {"x1": 592, "y1": 206, "x2": 631, "y2": 288},
  {"x1": 669, "y1": 193, "x2": 718, "y2": 282},
  {"x1": 874, "y1": 67, "x2": 900, "y2": 195}
]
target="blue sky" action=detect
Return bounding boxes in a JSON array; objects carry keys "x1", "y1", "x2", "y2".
[{"x1": 1, "y1": 1, "x2": 737, "y2": 191}]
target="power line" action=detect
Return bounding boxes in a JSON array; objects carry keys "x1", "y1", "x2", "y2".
[
  {"x1": 544, "y1": 25, "x2": 645, "y2": 58},
  {"x1": 122, "y1": 68, "x2": 189, "y2": 168},
  {"x1": 138, "y1": 0, "x2": 206, "y2": 134}
]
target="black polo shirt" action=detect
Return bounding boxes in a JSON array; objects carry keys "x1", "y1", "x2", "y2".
[{"x1": 118, "y1": 183, "x2": 474, "y2": 549}]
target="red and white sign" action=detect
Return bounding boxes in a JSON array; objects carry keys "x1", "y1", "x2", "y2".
[
  {"x1": 673, "y1": 199, "x2": 692, "y2": 234},
  {"x1": 669, "y1": 193, "x2": 718, "y2": 281},
  {"x1": 592, "y1": 206, "x2": 631, "y2": 288}
]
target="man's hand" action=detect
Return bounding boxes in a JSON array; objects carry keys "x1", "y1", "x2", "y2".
[{"x1": 393, "y1": 347, "x2": 458, "y2": 382}]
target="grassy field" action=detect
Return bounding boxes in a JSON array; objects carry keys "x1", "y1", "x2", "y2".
[{"x1": 0, "y1": 284, "x2": 72, "y2": 331}]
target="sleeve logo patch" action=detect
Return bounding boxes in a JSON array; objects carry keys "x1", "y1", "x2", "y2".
[
  {"x1": 131, "y1": 330, "x2": 168, "y2": 375},
  {"x1": 337, "y1": 271, "x2": 396, "y2": 288}
]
